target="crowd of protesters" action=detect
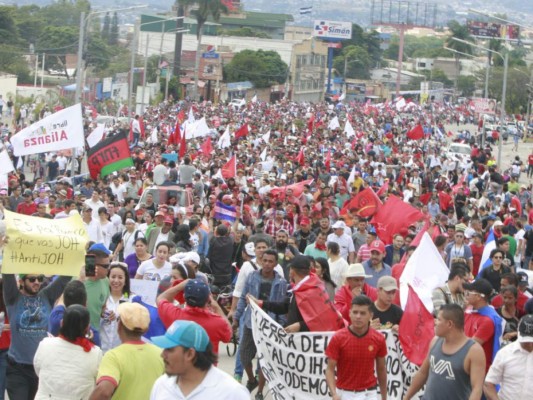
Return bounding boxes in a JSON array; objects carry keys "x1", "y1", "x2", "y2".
[{"x1": 0, "y1": 96, "x2": 532, "y2": 400}]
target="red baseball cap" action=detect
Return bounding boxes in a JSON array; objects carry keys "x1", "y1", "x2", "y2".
[
  {"x1": 300, "y1": 217, "x2": 310, "y2": 225},
  {"x1": 370, "y1": 240, "x2": 385, "y2": 254},
  {"x1": 163, "y1": 216, "x2": 174, "y2": 225}
]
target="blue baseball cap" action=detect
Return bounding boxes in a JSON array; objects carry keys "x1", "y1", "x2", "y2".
[
  {"x1": 88, "y1": 243, "x2": 111, "y2": 255},
  {"x1": 184, "y1": 279, "x2": 210, "y2": 307},
  {"x1": 152, "y1": 320, "x2": 210, "y2": 351}
]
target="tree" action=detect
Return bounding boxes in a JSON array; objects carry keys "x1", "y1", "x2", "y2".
[
  {"x1": 221, "y1": 27, "x2": 271, "y2": 39},
  {"x1": 184, "y1": 0, "x2": 229, "y2": 100},
  {"x1": 457, "y1": 75, "x2": 477, "y2": 97},
  {"x1": 333, "y1": 45, "x2": 371, "y2": 80},
  {"x1": 223, "y1": 49, "x2": 288, "y2": 88},
  {"x1": 36, "y1": 25, "x2": 78, "y2": 77},
  {"x1": 445, "y1": 21, "x2": 474, "y2": 90},
  {"x1": 486, "y1": 67, "x2": 529, "y2": 113},
  {"x1": 339, "y1": 24, "x2": 382, "y2": 66},
  {"x1": 109, "y1": 12, "x2": 119, "y2": 46},
  {"x1": 102, "y1": 12, "x2": 111, "y2": 43}
]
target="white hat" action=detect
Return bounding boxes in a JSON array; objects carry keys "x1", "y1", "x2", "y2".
[
  {"x1": 493, "y1": 220, "x2": 504, "y2": 227},
  {"x1": 244, "y1": 242, "x2": 255, "y2": 257},
  {"x1": 344, "y1": 263, "x2": 372, "y2": 278},
  {"x1": 332, "y1": 221, "x2": 346, "y2": 230}
]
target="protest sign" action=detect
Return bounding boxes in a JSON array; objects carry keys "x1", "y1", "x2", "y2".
[
  {"x1": 250, "y1": 302, "x2": 422, "y2": 400},
  {"x1": 10, "y1": 103, "x2": 85, "y2": 156},
  {"x1": 3, "y1": 210, "x2": 89, "y2": 276},
  {"x1": 130, "y1": 279, "x2": 159, "y2": 307}
]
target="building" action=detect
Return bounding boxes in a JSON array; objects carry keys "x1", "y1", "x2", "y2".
[
  {"x1": 290, "y1": 38, "x2": 328, "y2": 102},
  {"x1": 284, "y1": 26, "x2": 313, "y2": 41}
]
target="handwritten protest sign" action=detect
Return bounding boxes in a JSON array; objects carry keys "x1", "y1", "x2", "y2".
[
  {"x1": 3, "y1": 210, "x2": 88, "y2": 276},
  {"x1": 130, "y1": 279, "x2": 159, "y2": 307},
  {"x1": 250, "y1": 302, "x2": 423, "y2": 400}
]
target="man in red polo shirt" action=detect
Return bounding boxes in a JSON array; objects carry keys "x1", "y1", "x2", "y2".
[
  {"x1": 463, "y1": 278, "x2": 503, "y2": 373},
  {"x1": 326, "y1": 294, "x2": 387, "y2": 400},
  {"x1": 156, "y1": 278, "x2": 232, "y2": 356},
  {"x1": 16, "y1": 189, "x2": 37, "y2": 215}
]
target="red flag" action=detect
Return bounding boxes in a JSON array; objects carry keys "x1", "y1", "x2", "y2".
[
  {"x1": 419, "y1": 192, "x2": 432, "y2": 205},
  {"x1": 340, "y1": 187, "x2": 382, "y2": 218},
  {"x1": 234, "y1": 124, "x2": 249, "y2": 139},
  {"x1": 178, "y1": 130, "x2": 187, "y2": 158},
  {"x1": 438, "y1": 191, "x2": 452, "y2": 211},
  {"x1": 370, "y1": 195, "x2": 425, "y2": 244},
  {"x1": 200, "y1": 137, "x2": 213, "y2": 158},
  {"x1": 307, "y1": 114, "x2": 315, "y2": 133},
  {"x1": 174, "y1": 121, "x2": 182, "y2": 143},
  {"x1": 139, "y1": 117, "x2": 146, "y2": 139},
  {"x1": 221, "y1": 155, "x2": 236, "y2": 179},
  {"x1": 270, "y1": 179, "x2": 314, "y2": 199},
  {"x1": 295, "y1": 148, "x2": 305, "y2": 166},
  {"x1": 406, "y1": 124, "x2": 424, "y2": 140},
  {"x1": 325, "y1": 150, "x2": 331, "y2": 170},
  {"x1": 399, "y1": 285, "x2": 435, "y2": 366},
  {"x1": 452, "y1": 175, "x2": 466, "y2": 194},
  {"x1": 177, "y1": 110, "x2": 185, "y2": 123},
  {"x1": 376, "y1": 179, "x2": 389, "y2": 197}
]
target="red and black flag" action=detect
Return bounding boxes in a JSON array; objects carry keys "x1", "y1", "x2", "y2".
[{"x1": 87, "y1": 131, "x2": 133, "y2": 179}]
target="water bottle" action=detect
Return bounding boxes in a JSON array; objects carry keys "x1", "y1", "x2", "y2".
[{"x1": 0, "y1": 311, "x2": 5, "y2": 335}]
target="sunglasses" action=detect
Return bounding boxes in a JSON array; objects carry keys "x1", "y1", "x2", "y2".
[
  {"x1": 97, "y1": 263, "x2": 111, "y2": 269},
  {"x1": 25, "y1": 275, "x2": 45, "y2": 283}
]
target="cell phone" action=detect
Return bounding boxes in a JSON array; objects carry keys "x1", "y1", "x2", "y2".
[{"x1": 85, "y1": 255, "x2": 96, "y2": 277}]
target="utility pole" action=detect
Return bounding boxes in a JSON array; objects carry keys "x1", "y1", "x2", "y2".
[{"x1": 173, "y1": 1, "x2": 185, "y2": 78}]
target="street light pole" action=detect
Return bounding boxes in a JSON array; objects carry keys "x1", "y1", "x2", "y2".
[{"x1": 75, "y1": 12, "x2": 86, "y2": 103}]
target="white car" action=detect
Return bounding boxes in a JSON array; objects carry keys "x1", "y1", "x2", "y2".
[{"x1": 446, "y1": 143, "x2": 471, "y2": 162}]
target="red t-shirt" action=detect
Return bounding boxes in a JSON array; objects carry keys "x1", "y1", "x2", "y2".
[
  {"x1": 157, "y1": 300, "x2": 232, "y2": 356},
  {"x1": 528, "y1": 154, "x2": 533, "y2": 166},
  {"x1": 469, "y1": 244, "x2": 484, "y2": 277},
  {"x1": 325, "y1": 327, "x2": 387, "y2": 391},
  {"x1": 464, "y1": 312, "x2": 494, "y2": 372},
  {"x1": 16, "y1": 202, "x2": 37, "y2": 215},
  {"x1": 491, "y1": 292, "x2": 527, "y2": 316}
]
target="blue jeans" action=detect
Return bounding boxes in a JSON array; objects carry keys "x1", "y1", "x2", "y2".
[
  {"x1": 0, "y1": 350, "x2": 7, "y2": 400},
  {"x1": 234, "y1": 313, "x2": 245, "y2": 376}
]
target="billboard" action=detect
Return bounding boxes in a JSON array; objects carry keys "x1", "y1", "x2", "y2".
[
  {"x1": 467, "y1": 20, "x2": 520, "y2": 40},
  {"x1": 313, "y1": 20, "x2": 352, "y2": 40},
  {"x1": 471, "y1": 98, "x2": 497, "y2": 115}
]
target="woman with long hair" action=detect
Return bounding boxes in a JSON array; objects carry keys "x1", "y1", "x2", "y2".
[
  {"x1": 33, "y1": 305, "x2": 102, "y2": 399},
  {"x1": 124, "y1": 237, "x2": 153, "y2": 278},
  {"x1": 497, "y1": 285, "x2": 521, "y2": 344},
  {"x1": 314, "y1": 257, "x2": 336, "y2": 301},
  {"x1": 100, "y1": 263, "x2": 130, "y2": 353},
  {"x1": 135, "y1": 242, "x2": 172, "y2": 281}
]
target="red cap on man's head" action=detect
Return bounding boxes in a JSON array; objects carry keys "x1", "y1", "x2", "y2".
[{"x1": 370, "y1": 240, "x2": 385, "y2": 254}]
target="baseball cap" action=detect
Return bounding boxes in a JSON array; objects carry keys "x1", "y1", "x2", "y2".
[
  {"x1": 493, "y1": 220, "x2": 504, "y2": 227},
  {"x1": 152, "y1": 320, "x2": 210, "y2": 351},
  {"x1": 154, "y1": 211, "x2": 165, "y2": 217},
  {"x1": 377, "y1": 276, "x2": 398, "y2": 291},
  {"x1": 88, "y1": 243, "x2": 111, "y2": 255},
  {"x1": 117, "y1": 302, "x2": 150, "y2": 332},
  {"x1": 518, "y1": 315, "x2": 533, "y2": 343},
  {"x1": 517, "y1": 271, "x2": 529, "y2": 286},
  {"x1": 163, "y1": 215, "x2": 174, "y2": 225},
  {"x1": 332, "y1": 221, "x2": 347, "y2": 230},
  {"x1": 288, "y1": 255, "x2": 311, "y2": 272},
  {"x1": 299, "y1": 217, "x2": 310, "y2": 226},
  {"x1": 463, "y1": 278, "x2": 493, "y2": 298},
  {"x1": 344, "y1": 263, "x2": 372, "y2": 278},
  {"x1": 184, "y1": 279, "x2": 210, "y2": 307},
  {"x1": 369, "y1": 240, "x2": 385, "y2": 254},
  {"x1": 244, "y1": 242, "x2": 255, "y2": 257}
]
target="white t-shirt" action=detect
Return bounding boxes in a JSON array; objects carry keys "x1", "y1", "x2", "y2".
[
  {"x1": 150, "y1": 366, "x2": 249, "y2": 400},
  {"x1": 84, "y1": 199, "x2": 105, "y2": 220},
  {"x1": 328, "y1": 257, "x2": 350, "y2": 289},
  {"x1": 100, "y1": 221, "x2": 115, "y2": 249},
  {"x1": 122, "y1": 230, "x2": 144, "y2": 259},
  {"x1": 326, "y1": 233, "x2": 355, "y2": 261},
  {"x1": 153, "y1": 232, "x2": 170, "y2": 255},
  {"x1": 136, "y1": 259, "x2": 172, "y2": 281},
  {"x1": 110, "y1": 183, "x2": 127, "y2": 203}
]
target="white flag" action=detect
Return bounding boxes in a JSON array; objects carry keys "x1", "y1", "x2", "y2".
[
  {"x1": 86, "y1": 124, "x2": 105, "y2": 148},
  {"x1": 251, "y1": 94, "x2": 258, "y2": 103},
  {"x1": 16, "y1": 156, "x2": 23, "y2": 170},
  {"x1": 291, "y1": 123, "x2": 296, "y2": 134},
  {"x1": 239, "y1": 98, "x2": 246, "y2": 107},
  {"x1": 399, "y1": 233, "x2": 449, "y2": 311},
  {"x1": 217, "y1": 127, "x2": 231, "y2": 149},
  {"x1": 368, "y1": 117, "x2": 375, "y2": 126},
  {"x1": 188, "y1": 107, "x2": 195, "y2": 124},
  {"x1": 347, "y1": 165, "x2": 356, "y2": 192},
  {"x1": 0, "y1": 150, "x2": 14, "y2": 175},
  {"x1": 10, "y1": 103, "x2": 85, "y2": 156},
  {"x1": 339, "y1": 92, "x2": 346, "y2": 102},
  {"x1": 260, "y1": 147, "x2": 268, "y2": 161},
  {"x1": 395, "y1": 97, "x2": 406, "y2": 112},
  {"x1": 261, "y1": 130, "x2": 270, "y2": 144},
  {"x1": 344, "y1": 120, "x2": 355, "y2": 138},
  {"x1": 328, "y1": 116, "x2": 340, "y2": 130}
]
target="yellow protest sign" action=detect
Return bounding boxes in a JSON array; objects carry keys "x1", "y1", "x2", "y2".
[{"x1": 3, "y1": 210, "x2": 89, "y2": 276}]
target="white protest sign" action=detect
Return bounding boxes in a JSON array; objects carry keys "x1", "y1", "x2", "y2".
[
  {"x1": 130, "y1": 279, "x2": 160, "y2": 307},
  {"x1": 87, "y1": 124, "x2": 106, "y2": 148},
  {"x1": 10, "y1": 103, "x2": 85, "y2": 156},
  {"x1": 250, "y1": 302, "x2": 422, "y2": 400},
  {"x1": 0, "y1": 150, "x2": 15, "y2": 175}
]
